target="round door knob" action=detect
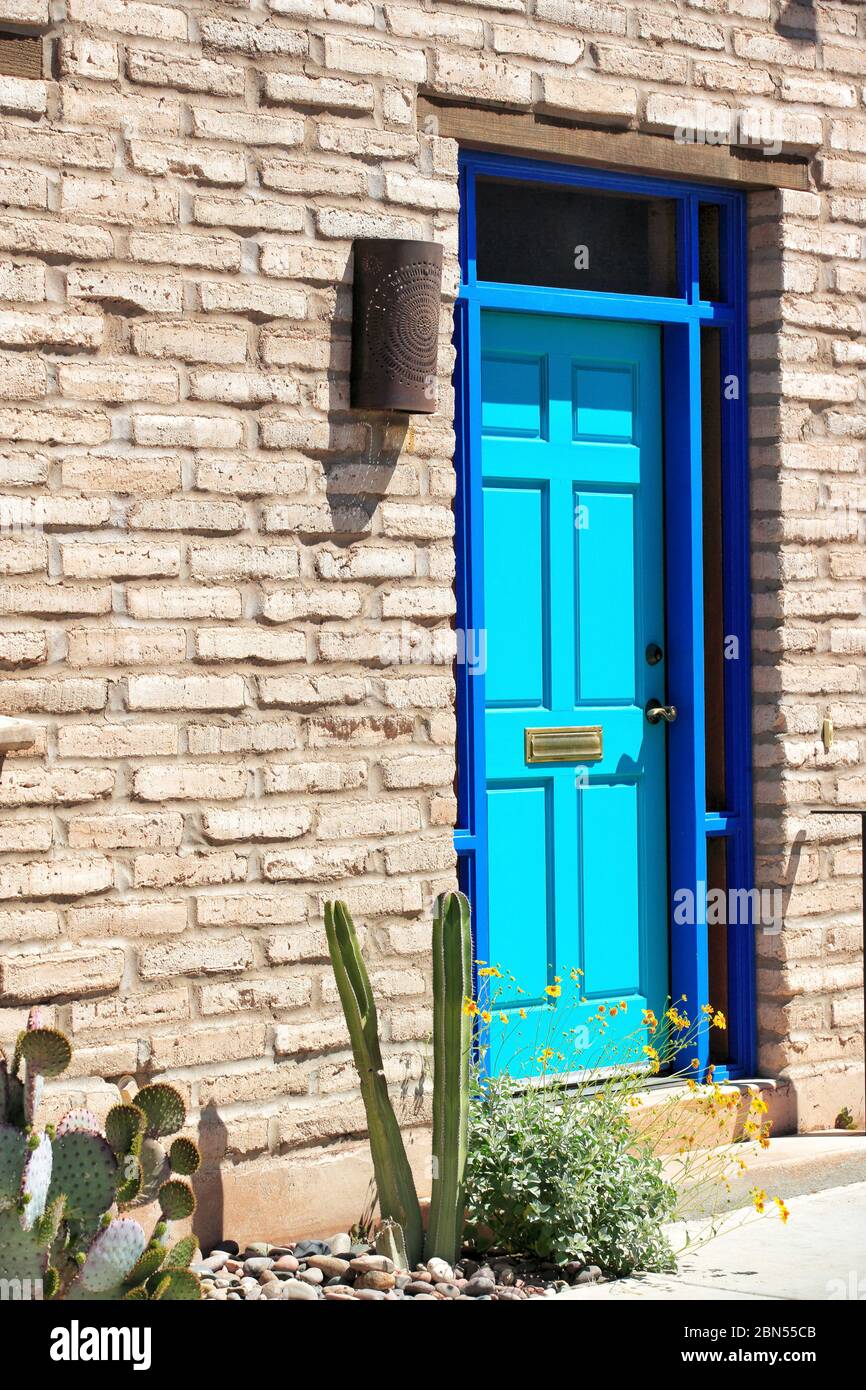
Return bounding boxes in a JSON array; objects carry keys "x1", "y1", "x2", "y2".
[{"x1": 646, "y1": 700, "x2": 677, "y2": 725}]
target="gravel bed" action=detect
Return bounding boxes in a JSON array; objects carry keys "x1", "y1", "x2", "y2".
[{"x1": 192, "y1": 1235, "x2": 604, "y2": 1301}]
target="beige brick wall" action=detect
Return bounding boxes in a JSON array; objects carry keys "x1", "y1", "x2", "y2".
[{"x1": 0, "y1": 0, "x2": 864, "y2": 1230}]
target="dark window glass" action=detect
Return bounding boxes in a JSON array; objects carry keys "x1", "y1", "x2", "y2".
[
  {"x1": 475, "y1": 177, "x2": 678, "y2": 297},
  {"x1": 698, "y1": 203, "x2": 722, "y2": 302},
  {"x1": 702, "y1": 327, "x2": 726, "y2": 813},
  {"x1": 706, "y1": 836, "x2": 729, "y2": 1066}
]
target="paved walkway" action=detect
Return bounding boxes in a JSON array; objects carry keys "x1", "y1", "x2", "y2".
[{"x1": 559, "y1": 1144, "x2": 866, "y2": 1301}]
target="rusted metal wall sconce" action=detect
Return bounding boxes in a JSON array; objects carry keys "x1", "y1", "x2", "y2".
[{"x1": 350, "y1": 239, "x2": 443, "y2": 414}]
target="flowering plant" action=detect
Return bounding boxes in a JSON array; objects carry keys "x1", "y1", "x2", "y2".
[{"x1": 464, "y1": 967, "x2": 787, "y2": 1273}]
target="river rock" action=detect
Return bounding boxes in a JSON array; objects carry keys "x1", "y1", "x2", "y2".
[
  {"x1": 349, "y1": 1253, "x2": 394, "y2": 1274},
  {"x1": 355, "y1": 1269, "x2": 396, "y2": 1291},
  {"x1": 305, "y1": 1255, "x2": 350, "y2": 1278},
  {"x1": 273, "y1": 1254, "x2": 299, "y2": 1273},
  {"x1": 201, "y1": 1252, "x2": 229, "y2": 1272},
  {"x1": 434, "y1": 1281, "x2": 461, "y2": 1299},
  {"x1": 426, "y1": 1257, "x2": 453, "y2": 1281},
  {"x1": 465, "y1": 1277, "x2": 496, "y2": 1297},
  {"x1": 283, "y1": 1279, "x2": 320, "y2": 1301},
  {"x1": 293, "y1": 1239, "x2": 330, "y2": 1259}
]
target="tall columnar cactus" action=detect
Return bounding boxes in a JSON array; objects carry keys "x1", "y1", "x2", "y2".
[
  {"x1": 325, "y1": 899, "x2": 425, "y2": 1268},
  {"x1": 0, "y1": 1009, "x2": 201, "y2": 1300},
  {"x1": 425, "y1": 890, "x2": 472, "y2": 1263},
  {"x1": 325, "y1": 890, "x2": 474, "y2": 1268}
]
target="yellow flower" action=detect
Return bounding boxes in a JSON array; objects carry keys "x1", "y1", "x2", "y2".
[
  {"x1": 553, "y1": 975, "x2": 562, "y2": 983},
  {"x1": 499, "y1": 1012, "x2": 508, "y2": 1024},
  {"x1": 751, "y1": 1187, "x2": 766, "y2": 1214},
  {"x1": 750, "y1": 1095, "x2": 768, "y2": 1115},
  {"x1": 712, "y1": 1011, "x2": 726, "y2": 1030},
  {"x1": 478, "y1": 966, "x2": 502, "y2": 978},
  {"x1": 481, "y1": 1010, "x2": 492, "y2": 1024},
  {"x1": 774, "y1": 1197, "x2": 790, "y2": 1224},
  {"x1": 597, "y1": 1004, "x2": 606, "y2": 1015},
  {"x1": 619, "y1": 1000, "x2": 628, "y2": 1012},
  {"x1": 642, "y1": 1009, "x2": 658, "y2": 1029},
  {"x1": 463, "y1": 998, "x2": 478, "y2": 1017},
  {"x1": 690, "y1": 1058, "x2": 700, "y2": 1069},
  {"x1": 701, "y1": 1004, "x2": 714, "y2": 1016},
  {"x1": 545, "y1": 984, "x2": 561, "y2": 998},
  {"x1": 609, "y1": 1006, "x2": 618, "y2": 1018},
  {"x1": 519, "y1": 1008, "x2": 527, "y2": 1020},
  {"x1": 570, "y1": 968, "x2": 584, "y2": 981},
  {"x1": 642, "y1": 1045, "x2": 659, "y2": 1059}
]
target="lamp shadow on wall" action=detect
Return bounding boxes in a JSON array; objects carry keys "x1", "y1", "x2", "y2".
[
  {"x1": 776, "y1": 0, "x2": 817, "y2": 42},
  {"x1": 320, "y1": 245, "x2": 408, "y2": 541},
  {"x1": 193, "y1": 1100, "x2": 227, "y2": 1251}
]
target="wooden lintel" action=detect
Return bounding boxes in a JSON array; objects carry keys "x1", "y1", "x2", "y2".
[{"x1": 419, "y1": 98, "x2": 810, "y2": 192}]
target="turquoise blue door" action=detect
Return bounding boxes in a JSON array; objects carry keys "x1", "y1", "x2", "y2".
[{"x1": 480, "y1": 311, "x2": 669, "y2": 1076}]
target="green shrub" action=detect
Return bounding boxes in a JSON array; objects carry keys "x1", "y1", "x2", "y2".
[{"x1": 465, "y1": 1071, "x2": 678, "y2": 1273}]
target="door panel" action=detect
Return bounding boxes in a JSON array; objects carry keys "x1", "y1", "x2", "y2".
[{"x1": 481, "y1": 311, "x2": 669, "y2": 1075}]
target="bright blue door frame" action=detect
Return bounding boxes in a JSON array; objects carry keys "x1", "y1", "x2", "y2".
[{"x1": 453, "y1": 150, "x2": 755, "y2": 1080}]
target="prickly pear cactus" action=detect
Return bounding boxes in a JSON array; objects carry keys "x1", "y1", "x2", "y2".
[
  {"x1": 0, "y1": 1009, "x2": 201, "y2": 1301},
  {"x1": 77, "y1": 1218, "x2": 147, "y2": 1294},
  {"x1": 19, "y1": 1131, "x2": 52, "y2": 1230}
]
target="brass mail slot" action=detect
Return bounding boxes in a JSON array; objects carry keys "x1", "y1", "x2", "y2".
[{"x1": 524, "y1": 725, "x2": 603, "y2": 764}]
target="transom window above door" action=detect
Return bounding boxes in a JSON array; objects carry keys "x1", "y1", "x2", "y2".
[{"x1": 476, "y1": 176, "x2": 679, "y2": 298}]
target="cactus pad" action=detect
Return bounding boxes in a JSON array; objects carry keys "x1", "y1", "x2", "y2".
[
  {"x1": 55, "y1": 1108, "x2": 101, "y2": 1137},
  {"x1": 34, "y1": 1193, "x2": 66, "y2": 1248},
  {"x1": 18, "y1": 1028, "x2": 72, "y2": 1080},
  {"x1": 0, "y1": 1207, "x2": 43, "y2": 1284},
  {"x1": 0, "y1": 1124, "x2": 26, "y2": 1208},
  {"x1": 149, "y1": 1267, "x2": 201, "y2": 1300},
  {"x1": 158, "y1": 1179, "x2": 195, "y2": 1222},
  {"x1": 105, "y1": 1103, "x2": 146, "y2": 1155},
  {"x1": 19, "y1": 1131, "x2": 52, "y2": 1231},
  {"x1": 78, "y1": 1218, "x2": 147, "y2": 1293},
  {"x1": 48, "y1": 1131, "x2": 118, "y2": 1222},
  {"x1": 168, "y1": 1136, "x2": 201, "y2": 1176},
  {"x1": 125, "y1": 1242, "x2": 166, "y2": 1286},
  {"x1": 133, "y1": 1083, "x2": 186, "y2": 1138},
  {"x1": 163, "y1": 1233, "x2": 197, "y2": 1268}
]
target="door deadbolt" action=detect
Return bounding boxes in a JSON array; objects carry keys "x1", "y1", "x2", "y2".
[{"x1": 646, "y1": 699, "x2": 677, "y2": 725}]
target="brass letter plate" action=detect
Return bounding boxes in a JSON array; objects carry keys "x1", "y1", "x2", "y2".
[{"x1": 524, "y1": 725, "x2": 603, "y2": 764}]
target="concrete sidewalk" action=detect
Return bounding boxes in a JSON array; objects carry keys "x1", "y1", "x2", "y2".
[
  {"x1": 560, "y1": 1161, "x2": 866, "y2": 1301},
  {"x1": 673, "y1": 1132, "x2": 866, "y2": 1217}
]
